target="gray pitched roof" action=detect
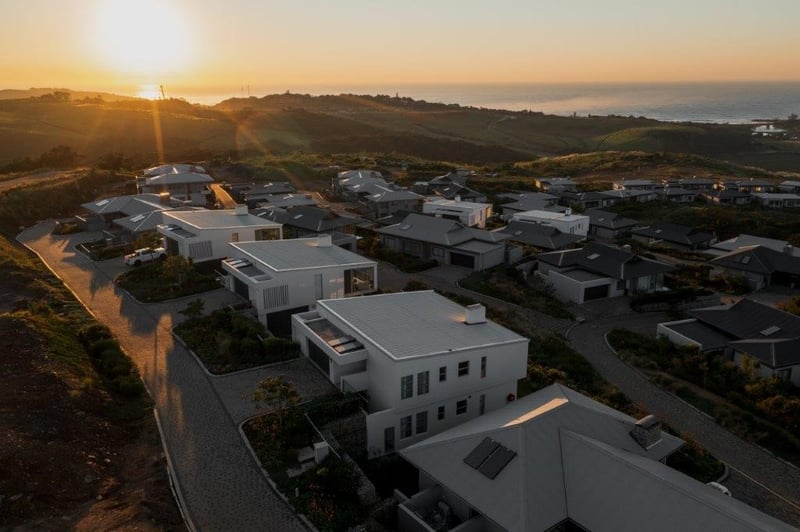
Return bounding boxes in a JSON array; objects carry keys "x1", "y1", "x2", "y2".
[
  {"x1": 377, "y1": 213, "x2": 508, "y2": 247},
  {"x1": 537, "y1": 242, "x2": 673, "y2": 280},
  {"x1": 584, "y1": 208, "x2": 639, "y2": 230},
  {"x1": 713, "y1": 234, "x2": 791, "y2": 254},
  {"x1": 728, "y1": 337, "x2": 800, "y2": 368},
  {"x1": 497, "y1": 221, "x2": 582, "y2": 250},
  {"x1": 710, "y1": 245, "x2": 800, "y2": 276},
  {"x1": 318, "y1": 291, "x2": 527, "y2": 360},
  {"x1": 689, "y1": 299, "x2": 800, "y2": 340},
  {"x1": 82, "y1": 194, "x2": 166, "y2": 216},
  {"x1": 631, "y1": 222, "x2": 715, "y2": 246},
  {"x1": 359, "y1": 183, "x2": 422, "y2": 203},
  {"x1": 254, "y1": 206, "x2": 364, "y2": 232}
]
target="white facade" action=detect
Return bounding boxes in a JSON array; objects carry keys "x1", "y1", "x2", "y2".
[
  {"x1": 291, "y1": 291, "x2": 529, "y2": 457},
  {"x1": 221, "y1": 236, "x2": 378, "y2": 334},
  {"x1": 158, "y1": 207, "x2": 283, "y2": 263},
  {"x1": 511, "y1": 210, "x2": 589, "y2": 237},
  {"x1": 422, "y1": 198, "x2": 493, "y2": 228},
  {"x1": 537, "y1": 268, "x2": 625, "y2": 304}
]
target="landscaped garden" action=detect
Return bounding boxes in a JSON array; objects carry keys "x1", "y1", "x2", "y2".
[
  {"x1": 460, "y1": 266, "x2": 574, "y2": 319},
  {"x1": 607, "y1": 328, "x2": 800, "y2": 466},
  {"x1": 115, "y1": 256, "x2": 220, "y2": 302},
  {"x1": 173, "y1": 304, "x2": 300, "y2": 373}
]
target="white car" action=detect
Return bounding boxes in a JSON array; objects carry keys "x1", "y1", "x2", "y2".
[{"x1": 124, "y1": 247, "x2": 167, "y2": 266}]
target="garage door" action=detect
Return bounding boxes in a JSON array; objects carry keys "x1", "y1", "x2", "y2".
[
  {"x1": 266, "y1": 305, "x2": 309, "y2": 338},
  {"x1": 583, "y1": 284, "x2": 609, "y2": 301},
  {"x1": 450, "y1": 252, "x2": 475, "y2": 269}
]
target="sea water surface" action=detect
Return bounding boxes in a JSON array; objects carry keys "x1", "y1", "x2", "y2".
[{"x1": 181, "y1": 82, "x2": 800, "y2": 124}]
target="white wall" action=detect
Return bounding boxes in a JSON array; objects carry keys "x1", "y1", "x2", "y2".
[
  {"x1": 512, "y1": 212, "x2": 590, "y2": 237},
  {"x1": 538, "y1": 269, "x2": 614, "y2": 304},
  {"x1": 656, "y1": 320, "x2": 704, "y2": 349}
]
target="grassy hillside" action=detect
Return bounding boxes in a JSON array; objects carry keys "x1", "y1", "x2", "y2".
[{"x1": 0, "y1": 91, "x2": 777, "y2": 169}]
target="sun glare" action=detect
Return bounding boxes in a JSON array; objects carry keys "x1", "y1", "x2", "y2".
[
  {"x1": 92, "y1": 0, "x2": 191, "y2": 75},
  {"x1": 138, "y1": 84, "x2": 162, "y2": 100}
]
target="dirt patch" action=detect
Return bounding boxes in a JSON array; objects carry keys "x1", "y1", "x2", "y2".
[{"x1": 0, "y1": 317, "x2": 183, "y2": 530}]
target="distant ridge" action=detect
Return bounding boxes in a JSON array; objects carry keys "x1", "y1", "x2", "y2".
[{"x1": 0, "y1": 87, "x2": 138, "y2": 102}]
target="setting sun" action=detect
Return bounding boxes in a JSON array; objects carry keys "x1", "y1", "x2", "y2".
[{"x1": 91, "y1": 0, "x2": 191, "y2": 75}]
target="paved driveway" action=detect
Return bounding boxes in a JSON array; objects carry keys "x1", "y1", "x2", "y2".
[{"x1": 18, "y1": 222, "x2": 336, "y2": 532}]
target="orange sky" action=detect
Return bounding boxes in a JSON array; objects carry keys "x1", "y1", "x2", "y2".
[{"x1": 2, "y1": 0, "x2": 799, "y2": 97}]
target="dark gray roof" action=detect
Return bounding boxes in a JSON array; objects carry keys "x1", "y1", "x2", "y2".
[
  {"x1": 728, "y1": 337, "x2": 800, "y2": 368},
  {"x1": 497, "y1": 221, "x2": 582, "y2": 250},
  {"x1": 710, "y1": 245, "x2": 800, "y2": 276},
  {"x1": 584, "y1": 208, "x2": 639, "y2": 230},
  {"x1": 501, "y1": 198, "x2": 561, "y2": 213},
  {"x1": 377, "y1": 213, "x2": 508, "y2": 247},
  {"x1": 689, "y1": 299, "x2": 800, "y2": 340},
  {"x1": 631, "y1": 222, "x2": 714, "y2": 246},
  {"x1": 537, "y1": 242, "x2": 674, "y2": 280},
  {"x1": 253, "y1": 206, "x2": 365, "y2": 232},
  {"x1": 432, "y1": 183, "x2": 485, "y2": 201},
  {"x1": 664, "y1": 320, "x2": 733, "y2": 351},
  {"x1": 557, "y1": 190, "x2": 610, "y2": 203},
  {"x1": 702, "y1": 189, "x2": 752, "y2": 200},
  {"x1": 662, "y1": 187, "x2": 696, "y2": 197}
]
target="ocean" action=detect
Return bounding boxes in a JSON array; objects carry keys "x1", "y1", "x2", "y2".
[{"x1": 180, "y1": 82, "x2": 800, "y2": 125}]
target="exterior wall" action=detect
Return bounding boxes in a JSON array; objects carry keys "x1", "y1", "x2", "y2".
[
  {"x1": 224, "y1": 262, "x2": 378, "y2": 328},
  {"x1": 512, "y1": 213, "x2": 589, "y2": 237},
  {"x1": 381, "y1": 235, "x2": 504, "y2": 271},
  {"x1": 538, "y1": 269, "x2": 618, "y2": 304},
  {"x1": 733, "y1": 352, "x2": 800, "y2": 387},
  {"x1": 367, "y1": 198, "x2": 422, "y2": 219},
  {"x1": 469, "y1": 245, "x2": 505, "y2": 271},
  {"x1": 422, "y1": 204, "x2": 492, "y2": 228},
  {"x1": 656, "y1": 320, "x2": 704, "y2": 349},
  {"x1": 159, "y1": 223, "x2": 282, "y2": 262},
  {"x1": 141, "y1": 182, "x2": 208, "y2": 205}
]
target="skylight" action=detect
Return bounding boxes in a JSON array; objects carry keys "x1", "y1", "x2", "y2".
[
  {"x1": 463, "y1": 437, "x2": 517, "y2": 480},
  {"x1": 760, "y1": 325, "x2": 781, "y2": 336},
  {"x1": 399, "y1": 224, "x2": 412, "y2": 231},
  {"x1": 587, "y1": 253, "x2": 600, "y2": 260},
  {"x1": 130, "y1": 214, "x2": 146, "y2": 223},
  {"x1": 96, "y1": 199, "x2": 110, "y2": 206},
  {"x1": 293, "y1": 214, "x2": 303, "y2": 220},
  {"x1": 740, "y1": 256, "x2": 751, "y2": 264}
]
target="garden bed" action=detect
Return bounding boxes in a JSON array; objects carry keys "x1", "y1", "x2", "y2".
[
  {"x1": 460, "y1": 267, "x2": 573, "y2": 319},
  {"x1": 115, "y1": 256, "x2": 219, "y2": 302},
  {"x1": 174, "y1": 307, "x2": 300, "y2": 373}
]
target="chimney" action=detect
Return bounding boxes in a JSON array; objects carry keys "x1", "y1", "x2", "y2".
[
  {"x1": 234, "y1": 204, "x2": 249, "y2": 215},
  {"x1": 455, "y1": 195, "x2": 461, "y2": 202},
  {"x1": 317, "y1": 234, "x2": 333, "y2": 247},
  {"x1": 565, "y1": 207, "x2": 572, "y2": 216},
  {"x1": 785, "y1": 244, "x2": 794, "y2": 256},
  {"x1": 464, "y1": 304, "x2": 486, "y2": 325},
  {"x1": 631, "y1": 415, "x2": 662, "y2": 449}
]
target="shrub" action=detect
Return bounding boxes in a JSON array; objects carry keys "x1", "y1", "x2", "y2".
[
  {"x1": 114, "y1": 374, "x2": 146, "y2": 397},
  {"x1": 87, "y1": 338, "x2": 121, "y2": 359},
  {"x1": 77, "y1": 323, "x2": 113, "y2": 345}
]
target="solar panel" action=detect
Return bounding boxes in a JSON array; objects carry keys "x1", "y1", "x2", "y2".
[
  {"x1": 478, "y1": 446, "x2": 517, "y2": 480},
  {"x1": 463, "y1": 437, "x2": 500, "y2": 469}
]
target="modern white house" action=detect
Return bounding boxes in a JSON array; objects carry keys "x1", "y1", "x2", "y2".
[
  {"x1": 397, "y1": 383, "x2": 793, "y2": 532},
  {"x1": 221, "y1": 236, "x2": 378, "y2": 336},
  {"x1": 510, "y1": 209, "x2": 590, "y2": 238},
  {"x1": 158, "y1": 206, "x2": 283, "y2": 263},
  {"x1": 422, "y1": 198, "x2": 493, "y2": 228},
  {"x1": 291, "y1": 291, "x2": 529, "y2": 457}
]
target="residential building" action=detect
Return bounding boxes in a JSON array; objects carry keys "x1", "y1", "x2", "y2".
[
  {"x1": 377, "y1": 213, "x2": 510, "y2": 271},
  {"x1": 333, "y1": 169, "x2": 385, "y2": 199},
  {"x1": 612, "y1": 178, "x2": 661, "y2": 191},
  {"x1": 422, "y1": 198, "x2": 493, "y2": 228},
  {"x1": 237, "y1": 182, "x2": 297, "y2": 204},
  {"x1": 631, "y1": 222, "x2": 715, "y2": 250},
  {"x1": 657, "y1": 299, "x2": 800, "y2": 387},
  {"x1": 709, "y1": 245, "x2": 800, "y2": 290},
  {"x1": 136, "y1": 167, "x2": 213, "y2": 206},
  {"x1": 778, "y1": 180, "x2": 800, "y2": 193},
  {"x1": 358, "y1": 183, "x2": 424, "y2": 219},
  {"x1": 660, "y1": 187, "x2": 697, "y2": 203},
  {"x1": 557, "y1": 190, "x2": 616, "y2": 210},
  {"x1": 430, "y1": 183, "x2": 487, "y2": 204},
  {"x1": 537, "y1": 243, "x2": 673, "y2": 304},
  {"x1": 599, "y1": 189, "x2": 660, "y2": 203},
  {"x1": 510, "y1": 209, "x2": 590, "y2": 237},
  {"x1": 676, "y1": 177, "x2": 717, "y2": 191},
  {"x1": 158, "y1": 206, "x2": 283, "y2": 263},
  {"x1": 733, "y1": 179, "x2": 775, "y2": 194},
  {"x1": 291, "y1": 291, "x2": 529, "y2": 456},
  {"x1": 710, "y1": 234, "x2": 800, "y2": 257},
  {"x1": 253, "y1": 205, "x2": 365, "y2": 249},
  {"x1": 246, "y1": 193, "x2": 317, "y2": 209},
  {"x1": 700, "y1": 189, "x2": 753, "y2": 206},
  {"x1": 752, "y1": 193, "x2": 800, "y2": 209},
  {"x1": 584, "y1": 208, "x2": 639, "y2": 240},
  {"x1": 221, "y1": 236, "x2": 377, "y2": 336},
  {"x1": 495, "y1": 221, "x2": 583, "y2": 251},
  {"x1": 397, "y1": 383, "x2": 792, "y2": 532},
  {"x1": 80, "y1": 193, "x2": 171, "y2": 232},
  {"x1": 534, "y1": 177, "x2": 577, "y2": 193}
]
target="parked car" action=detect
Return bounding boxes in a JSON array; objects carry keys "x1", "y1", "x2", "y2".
[{"x1": 124, "y1": 247, "x2": 167, "y2": 266}]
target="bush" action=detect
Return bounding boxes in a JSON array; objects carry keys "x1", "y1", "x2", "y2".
[
  {"x1": 87, "y1": 338, "x2": 121, "y2": 359},
  {"x1": 77, "y1": 323, "x2": 113, "y2": 345},
  {"x1": 114, "y1": 374, "x2": 146, "y2": 397}
]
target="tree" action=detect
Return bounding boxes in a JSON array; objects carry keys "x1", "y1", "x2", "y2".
[
  {"x1": 247, "y1": 376, "x2": 300, "y2": 430},
  {"x1": 161, "y1": 255, "x2": 194, "y2": 286}
]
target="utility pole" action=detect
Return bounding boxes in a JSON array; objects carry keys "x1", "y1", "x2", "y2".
[{"x1": 159, "y1": 85, "x2": 166, "y2": 99}]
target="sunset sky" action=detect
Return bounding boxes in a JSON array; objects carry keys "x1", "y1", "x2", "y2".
[{"x1": 2, "y1": 0, "x2": 799, "y2": 99}]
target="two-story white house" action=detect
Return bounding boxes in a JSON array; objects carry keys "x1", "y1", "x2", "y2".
[
  {"x1": 221, "y1": 236, "x2": 378, "y2": 336},
  {"x1": 511, "y1": 209, "x2": 590, "y2": 238},
  {"x1": 158, "y1": 206, "x2": 283, "y2": 263},
  {"x1": 422, "y1": 198, "x2": 493, "y2": 228},
  {"x1": 291, "y1": 291, "x2": 529, "y2": 457}
]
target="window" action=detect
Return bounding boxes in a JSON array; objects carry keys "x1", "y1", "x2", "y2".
[
  {"x1": 777, "y1": 368, "x2": 792, "y2": 381},
  {"x1": 458, "y1": 361, "x2": 470, "y2": 377},
  {"x1": 432, "y1": 247, "x2": 444, "y2": 257},
  {"x1": 400, "y1": 416, "x2": 412, "y2": 439},
  {"x1": 231, "y1": 232, "x2": 239, "y2": 243},
  {"x1": 255, "y1": 227, "x2": 281, "y2": 241},
  {"x1": 400, "y1": 375, "x2": 413, "y2": 400},
  {"x1": 344, "y1": 267, "x2": 375, "y2": 294},
  {"x1": 480, "y1": 356, "x2": 487, "y2": 378},
  {"x1": 315, "y1": 274, "x2": 323, "y2": 299},
  {"x1": 456, "y1": 400, "x2": 467, "y2": 415},
  {"x1": 384, "y1": 427, "x2": 395, "y2": 452},
  {"x1": 439, "y1": 366, "x2": 447, "y2": 382},
  {"x1": 264, "y1": 285, "x2": 289, "y2": 309},
  {"x1": 417, "y1": 371, "x2": 430, "y2": 395},
  {"x1": 479, "y1": 394, "x2": 486, "y2": 415},
  {"x1": 437, "y1": 405, "x2": 445, "y2": 421},
  {"x1": 416, "y1": 411, "x2": 428, "y2": 434}
]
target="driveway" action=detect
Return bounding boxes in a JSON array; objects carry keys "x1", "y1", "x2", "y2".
[{"x1": 18, "y1": 222, "x2": 335, "y2": 532}]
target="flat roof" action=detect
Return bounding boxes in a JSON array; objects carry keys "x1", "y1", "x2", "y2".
[
  {"x1": 559, "y1": 269, "x2": 608, "y2": 282},
  {"x1": 513, "y1": 210, "x2": 588, "y2": 222},
  {"x1": 318, "y1": 291, "x2": 527, "y2": 360},
  {"x1": 162, "y1": 209, "x2": 282, "y2": 230},
  {"x1": 230, "y1": 238, "x2": 376, "y2": 271}
]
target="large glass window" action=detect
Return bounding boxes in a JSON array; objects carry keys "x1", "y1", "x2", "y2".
[
  {"x1": 458, "y1": 360, "x2": 470, "y2": 377},
  {"x1": 439, "y1": 366, "x2": 447, "y2": 382},
  {"x1": 417, "y1": 371, "x2": 429, "y2": 395},
  {"x1": 416, "y1": 411, "x2": 428, "y2": 434},
  {"x1": 400, "y1": 375, "x2": 413, "y2": 400},
  {"x1": 255, "y1": 227, "x2": 281, "y2": 241},
  {"x1": 480, "y1": 356, "x2": 487, "y2": 378},
  {"x1": 344, "y1": 267, "x2": 375, "y2": 294},
  {"x1": 456, "y1": 399, "x2": 467, "y2": 415}
]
